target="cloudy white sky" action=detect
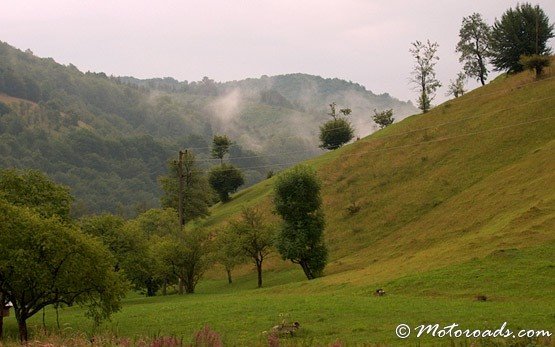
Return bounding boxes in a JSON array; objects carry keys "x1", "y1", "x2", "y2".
[{"x1": 1, "y1": 0, "x2": 554, "y2": 103}]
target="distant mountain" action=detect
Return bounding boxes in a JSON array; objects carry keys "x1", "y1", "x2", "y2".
[{"x1": 0, "y1": 40, "x2": 417, "y2": 217}]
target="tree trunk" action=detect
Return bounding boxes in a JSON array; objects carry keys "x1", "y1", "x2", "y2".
[
  {"x1": 178, "y1": 277, "x2": 184, "y2": 295},
  {"x1": 18, "y1": 318, "x2": 28, "y2": 342},
  {"x1": 300, "y1": 260, "x2": 314, "y2": 280},
  {"x1": 0, "y1": 292, "x2": 4, "y2": 340},
  {"x1": 256, "y1": 261, "x2": 263, "y2": 288},
  {"x1": 226, "y1": 268, "x2": 232, "y2": 284},
  {"x1": 162, "y1": 279, "x2": 167, "y2": 296}
]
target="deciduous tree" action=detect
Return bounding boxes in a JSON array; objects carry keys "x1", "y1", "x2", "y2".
[
  {"x1": 456, "y1": 13, "x2": 491, "y2": 85},
  {"x1": 230, "y1": 207, "x2": 274, "y2": 288},
  {"x1": 446, "y1": 72, "x2": 467, "y2": 98},
  {"x1": 211, "y1": 135, "x2": 232, "y2": 165},
  {"x1": 274, "y1": 165, "x2": 327, "y2": 280},
  {"x1": 372, "y1": 109, "x2": 395, "y2": 129},
  {"x1": 319, "y1": 103, "x2": 354, "y2": 150},
  {"x1": 490, "y1": 3, "x2": 554, "y2": 73},
  {"x1": 0, "y1": 200, "x2": 126, "y2": 342},
  {"x1": 410, "y1": 40, "x2": 442, "y2": 113},
  {"x1": 208, "y1": 164, "x2": 244, "y2": 203},
  {"x1": 214, "y1": 227, "x2": 245, "y2": 284}
]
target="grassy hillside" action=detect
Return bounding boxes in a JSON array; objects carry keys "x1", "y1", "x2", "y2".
[
  {"x1": 2, "y1": 64, "x2": 554, "y2": 346},
  {"x1": 200, "y1": 65, "x2": 555, "y2": 285}
]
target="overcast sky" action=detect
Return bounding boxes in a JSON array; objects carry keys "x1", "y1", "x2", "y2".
[{"x1": 1, "y1": 0, "x2": 554, "y2": 104}]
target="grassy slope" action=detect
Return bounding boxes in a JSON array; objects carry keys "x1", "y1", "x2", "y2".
[
  {"x1": 203, "y1": 65, "x2": 555, "y2": 285},
  {"x1": 3, "y1": 68, "x2": 555, "y2": 345}
]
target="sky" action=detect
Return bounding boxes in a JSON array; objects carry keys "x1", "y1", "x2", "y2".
[{"x1": 1, "y1": 0, "x2": 554, "y2": 104}]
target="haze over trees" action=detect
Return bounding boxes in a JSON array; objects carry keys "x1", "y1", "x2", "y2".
[
  {"x1": 0, "y1": 41, "x2": 415, "y2": 217},
  {"x1": 409, "y1": 40, "x2": 441, "y2": 113},
  {"x1": 456, "y1": 13, "x2": 491, "y2": 85}
]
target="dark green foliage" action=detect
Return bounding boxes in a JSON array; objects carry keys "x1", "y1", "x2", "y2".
[
  {"x1": 159, "y1": 152, "x2": 212, "y2": 224},
  {"x1": 208, "y1": 164, "x2": 245, "y2": 202},
  {"x1": 490, "y1": 3, "x2": 554, "y2": 73},
  {"x1": 372, "y1": 109, "x2": 395, "y2": 129},
  {"x1": 79, "y1": 214, "x2": 127, "y2": 270},
  {"x1": 0, "y1": 168, "x2": 72, "y2": 220},
  {"x1": 456, "y1": 13, "x2": 491, "y2": 85},
  {"x1": 274, "y1": 165, "x2": 327, "y2": 279},
  {"x1": 519, "y1": 54, "x2": 551, "y2": 78},
  {"x1": 319, "y1": 118, "x2": 354, "y2": 150}
]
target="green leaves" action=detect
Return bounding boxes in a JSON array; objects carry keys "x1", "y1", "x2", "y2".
[
  {"x1": 0, "y1": 169, "x2": 72, "y2": 220},
  {"x1": 274, "y1": 165, "x2": 327, "y2": 279},
  {"x1": 319, "y1": 118, "x2": 355, "y2": 150},
  {"x1": 208, "y1": 164, "x2": 245, "y2": 203},
  {"x1": 0, "y1": 199, "x2": 127, "y2": 338},
  {"x1": 490, "y1": 3, "x2": 554, "y2": 73},
  {"x1": 456, "y1": 13, "x2": 491, "y2": 85}
]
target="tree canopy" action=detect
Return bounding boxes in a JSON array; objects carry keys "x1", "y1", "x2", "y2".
[
  {"x1": 319, "y1": 103, "x2": 354, "y2": 150},
  {"x1": 229, "y1": 207, "x2": 274, "y2": 288},
  {"x1": 0, "y1": 200, "x2": 126, "y2": 342},
  {"x1": 0, "y1": 169, "x2": 72, "y2": 220},
  {"x1": 456, "y1": 13, "x2": 491, "y2": 85},
  {"x1": 159, "y1": 152, "x2": 212, "y2": 224},
  {"x1": 490, "y1": 3, "x2": 554, "y2": 73},
  {"x1": 208, "y1": 164, "x2": 245, "y2": 203},
  {"x1": 274, "y1": 165, "x2": 327, "y2": 279}
]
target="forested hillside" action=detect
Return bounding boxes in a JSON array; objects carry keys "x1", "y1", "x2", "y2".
[{"x1": 0, "y1": 40, "x2": 417, "y2": 216}]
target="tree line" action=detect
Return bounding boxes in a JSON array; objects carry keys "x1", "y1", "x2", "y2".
[
  {"x1": 318, "y1": 2, "x2": 553, "y2": 150},
  {"x1": 0, "y1": 151, "x2": 328, "y2": 341},
  {"x1": 412, "y1": 3, "x2": 553, "y2": 114}
]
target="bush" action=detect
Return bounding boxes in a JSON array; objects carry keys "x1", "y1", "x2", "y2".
[
  {"x1": 208, "y1": 164, "x2": 244, "y2": 202},
  {"x1": 519, "y1": 54, "x2": 551, "y2": 79},
  {"x1": 319, "y1": 118, "x2": 354, "y2": 150}
]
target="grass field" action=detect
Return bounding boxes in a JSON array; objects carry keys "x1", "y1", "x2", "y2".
[{"x1": 2, "y1": 67, "x2": 555, "y2": 346}]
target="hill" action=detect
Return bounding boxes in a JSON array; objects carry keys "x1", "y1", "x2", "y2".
[
  {"x1": 0, "y1": 40, "x2": 416, "y2": 217},
  {"x1": 2, "y1": 59, "x2": 554, "y2": 347},
  {"x1": 200, "y1": 62, "x2": 555, "y2": 284}
]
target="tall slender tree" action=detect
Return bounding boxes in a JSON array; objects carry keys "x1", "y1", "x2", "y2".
[
  {"x1": 410, "y1": 40, "x2": 442, "y2": 113},
  {"x1": 456, "y1": 13, "x2": 491, "y2": 85}
]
